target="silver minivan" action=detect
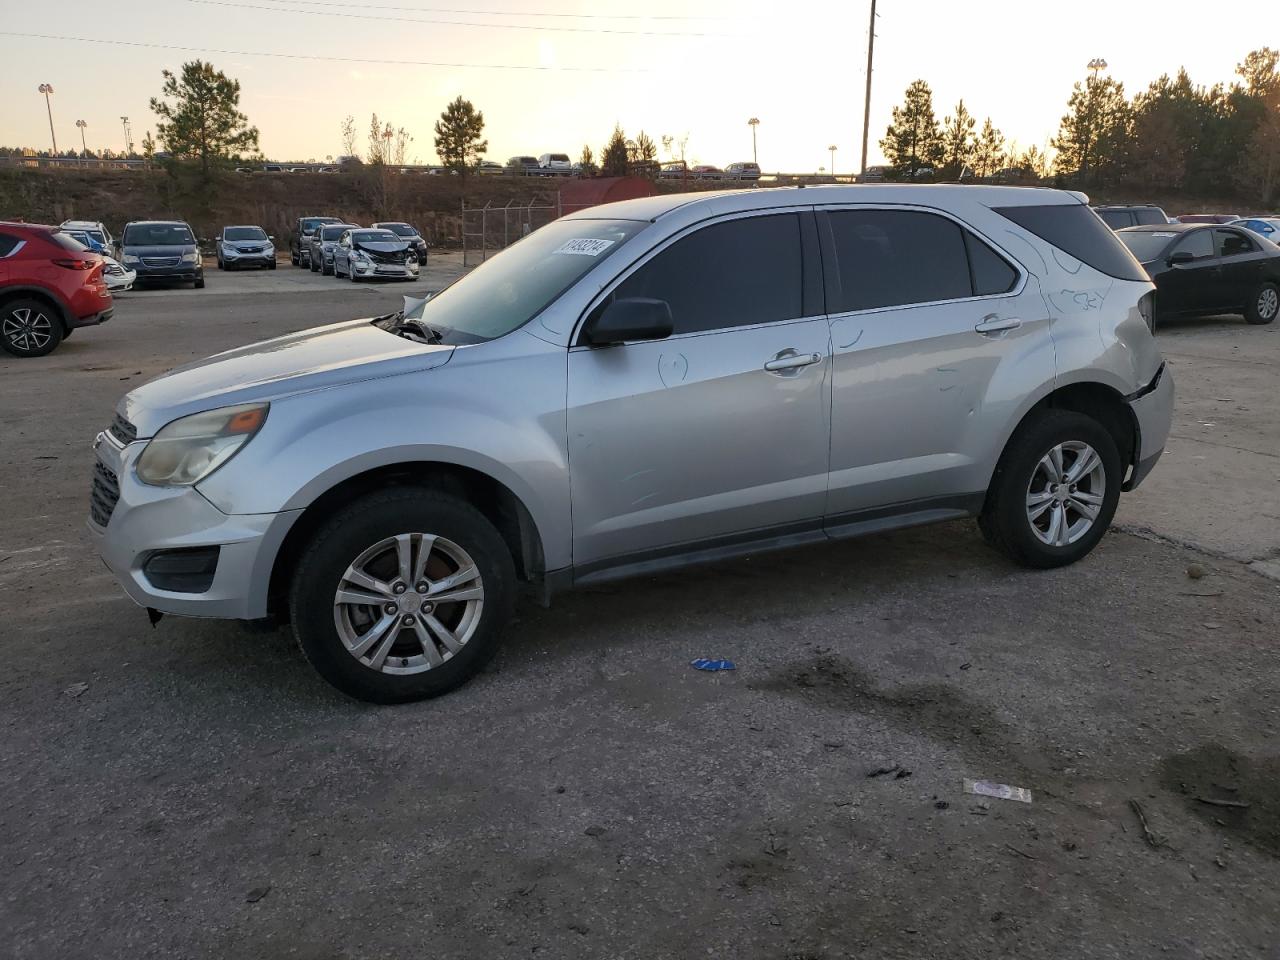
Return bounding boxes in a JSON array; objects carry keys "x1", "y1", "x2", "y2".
[{"x1": 89, "y1": 186, "x2": 1173, "y2": 703}]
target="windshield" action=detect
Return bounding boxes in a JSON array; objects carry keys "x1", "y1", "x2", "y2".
[
  {"x1": 320, "y1": 225, "x2": 351, "y2": 241},
  {"x1": 382, "y1": 223, "x2": 418, "y2": 237},
  {"x1": 413, "y1": 218, "x2": 648, "y2": 344},
  {"x1": 302, "y1": 217, "x2": 339, "y2": 234},
  {"x1": 224, "y1": 226, "x2": 267, "y2": 241},
  {"x1": 353, "y1": 230, "x2": 399, "y2": 244},
  {"x1": 1118, "y1": 231, "x2": 1178, "y2": 262},
  {"x1": 123, "y1": 223, "x2": 194, "y2": 246}
]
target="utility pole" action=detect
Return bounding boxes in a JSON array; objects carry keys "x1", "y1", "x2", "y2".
[
  {"x1": 1081, "y1": 58, "x2": 1107, "y2": 183},
  {"x1": 859, "y1": 0, "x2": 877, "y2": 180},
  {"x1": 76, "y1": 120, "x2": 88, "y2": 166},
  {"x1": 120, "y1": 116, "x2": 133, "y2": 156},
  {"x1": 748, "y1": 117, "x2": 759, "y2": 165},
  {"x1": 38, "y1": 84, "x2": 57, "y2": 156},
  {"x1": 828, "y1": 144, "x2": 838, "y2": 179}
]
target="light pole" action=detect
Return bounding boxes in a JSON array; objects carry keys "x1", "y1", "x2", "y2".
[
  {"x1": 747, "y1": 117, "x2": 759, "y2": 166},
  {"x1": 828, "y1": 144, "x2": 837, "y2": 179},
  {"x1": 120, "y1": 116, "x2": 133, "y2": 156},
  {"x1": 37, "y1": 84, "x2": 57, "y2": 156},
  {"x1": 859, "y1": 0, "x2": 878, "y2": 180},
  {"x1": 76, "y1": 120, "x2": 88, "y2": 166},
  {"x1": 1081, "y1": 58, "x2": 1108, "y2": 183}
]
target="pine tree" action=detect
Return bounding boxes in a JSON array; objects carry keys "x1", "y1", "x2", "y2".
[
  {"x1": 972, "y1": 118, "x2": 1006, "y2": 179},
  {"x1": 1052, "y1": 70, "x2": 1131, "y2": 186},
  {"x1": 940, "y1": 100, "x2": 976, "y2": 179},
  {"x1": 601, "y1": 124, "x2": 629, "y2": 177},
  {"x1": 434, "y1": 97, "x2": 488, "y2": 176},
  {"x1": 880, "y1": 80, "x2": 943, "y2": 179},
  {"x1": 148, "y1": 60, "x2": 259, "y2": 178}
]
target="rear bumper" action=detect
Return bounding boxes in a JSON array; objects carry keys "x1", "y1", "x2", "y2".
[
  {"x1": 1124, "y1": 362, "x2": 1174, "y2": 491},
  {"x1": 68, "y1": 306, "x2": 113, "y2": 329}
]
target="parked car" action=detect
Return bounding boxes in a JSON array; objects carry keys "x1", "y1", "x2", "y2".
[
  {"x1": 1228, "y1": 217, "x2": 1280, "y2": 241},
  {"x1": 476, "y1": 160, "x2": 504, "y2": 176},
  {"x1": 234, "y1": 166, "x2": 254, "y2": 174},
  {"x1": 691, "y1": 165, "x2": 723, "y2": 180},
  {"x1": 0, "y1": 221, "x2": 112, "y2": 357},
  {"x1": 506, "y1": 156, "x2": 541, "y2": 176},
  {"x1": 1117, "y1": 223, "x2": 1280, "y2": 327},
  {"x1": 372, "y1": 222, "x2": 429, "y2": 264},
  {"x1": 290, "y1": 216, "x2": 344, "y2": 267},
  {"x1": 725, "y1": 162, "x2": 762, "y2": 181},
  {"x1": 263, "y1": 164, "x2": 284, "y2": 173},
  {"x1": 115, "y1": 221, "x2": 204, "y2": 288},
  {"x1": 859, "y1": 166, "x2": 889, "y2": 183},
  {"x1": 66, "y1": 230, "x2": 136, "y2": 291},
  {"x1": 659, "y1": 162, "x2": 689, "y2": 180},
  {"x1": 89, "y1": 185, "x2": 1172, "y2": 703},
  {"x1": 539, "y1": 153, "x2": 572, "y2": 175},
  {"x1": 308, "y1": 223, "x2": 359, "y2": 276},
  {"x1": 332, "y1": 228, "x2": 420, "y2": 282},
  {"x1": 1094, "y1": 205, "x2": 1172, "y2": 229},
  {"x1": 1176, "y1": 213, "x2": 1239, "y2": 224},
  {"x1": 217, "y1": 225, "x2": 276, "y2": 270},
  {"x1": 62, "y1": 228, "x2": 107, "y2": 254},
  {"x1": 60, "y1": 219, "x2": 114, "y2": 250}
]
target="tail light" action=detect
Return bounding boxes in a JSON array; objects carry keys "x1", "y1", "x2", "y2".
[
  {"x1": 52, "y1": 258, "x2": 97, "y2": 270},
  {"x1": 1138, "y1": 292, "x2": 1156, "y2": 331}
]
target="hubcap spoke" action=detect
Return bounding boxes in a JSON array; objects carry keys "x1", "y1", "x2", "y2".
[
  {"x1": 424, "y1": 615, "x2": 464, "y2": 655},
  {"x1": 428, "y1": 565, "x2": 479, "y2": 596},
  {"x1": 411, "y1": 619, "x2": 445, "y2": 666},
  {"x1": 394, "y1": 534, "x2": 413, "y2": 585},
  {"x1": 348, "y1": 611, "x2": 398, "y2": 658},
  {"x1": 335, "y1": 587, "x2": 391, "y2": 607},
  {"x1": 1048, "y1": 445, "x2": 1065, "y2": 479},
  {"x1": 1066, "y1": 448, "x2": 1100, "y2": 483},
  {"x1": 1070, "y1": 497, "x2": 1100, "y2": 521},
  {"x1": 344, "y1": 568, "x2": 395, "y2": 598}
]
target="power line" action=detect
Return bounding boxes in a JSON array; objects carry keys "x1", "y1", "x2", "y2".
[
  {"x1": 0, "y1": 32, "x2": 651, "y2": 72},
  {"x1": 238, "y1": 0, "x2": 725, "y2": 19},
  {"x1": 182, "y1": 0, "x2": 725, "y2": 36}
]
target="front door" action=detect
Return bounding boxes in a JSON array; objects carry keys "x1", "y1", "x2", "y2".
[
  {"x1": 1161, "y1": 229, "x2": 1219, "y2": 315},
  {"x1": 818, "y1": 206, "x2": 1056, "y2": 521},
  {"x1": 566, "y1": 211, "x2": 831, "y2": 571}
]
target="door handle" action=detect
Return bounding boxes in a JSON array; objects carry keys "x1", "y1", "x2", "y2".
[
  {"x1": 763, "y1": 351, "x2": 822, "y2": 373},
  {"x1": 975, "y1": 315, "x2": 1022, "y2": 334}
]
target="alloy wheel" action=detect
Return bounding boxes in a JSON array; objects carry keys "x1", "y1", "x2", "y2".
[
  {"x1": 1025, "y1": 441, "x2": 1106, "y2": 547},
  {"x1": 1258, "y1": 287, "x2": 1278, "y2": 321},
  {"x1": 2, "y1": 306, "x2": 54, "y2": 353},
  {"x1": 332, "y1": 533, "x2": 484, "y2": 675}
]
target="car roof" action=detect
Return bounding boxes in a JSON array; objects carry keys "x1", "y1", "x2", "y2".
[
  {"x1": 125, "y1": 220, "x2": 191, "y2": 227},
  {"x1": 1095, "y1": 204, "x2": 1163, "y2": 210},
  {"x1": 565, "y1": 184, "x2": 1086, "y2": 223},
  {"x1": 1, "y1": 221, "x2": 57, "y2": 234},
  {"x1": 60, "y1": 219, "x2": 105, "y2": 227},
  {"x1": 223, "y1": 224, "x2": 265, "y2": 230}
]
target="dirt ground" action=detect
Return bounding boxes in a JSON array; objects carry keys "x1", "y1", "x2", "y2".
[{"x1": 1, "y1": 266, "x2": 1277, "y2": 959}]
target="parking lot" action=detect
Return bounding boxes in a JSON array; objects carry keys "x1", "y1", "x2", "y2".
[{"x1": 2, "y1": 263, "x2": 1278, "y2": 959}]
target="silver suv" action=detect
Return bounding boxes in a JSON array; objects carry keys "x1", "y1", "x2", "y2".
[{"x1": 89, "y1": 186, "x2": 1173, "y2": 703}]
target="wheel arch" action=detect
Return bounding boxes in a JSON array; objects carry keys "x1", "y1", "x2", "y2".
[
  {"x1": 0, "y1": 285, "x2": 72, "y2": 331},
  {"x1": 266, "y1": 460, "x2": 546, "y2": 622}
]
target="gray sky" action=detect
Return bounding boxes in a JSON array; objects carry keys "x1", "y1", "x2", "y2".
[{"x1": 2, "y1": 0, "x2": 1276, "y2": 170}]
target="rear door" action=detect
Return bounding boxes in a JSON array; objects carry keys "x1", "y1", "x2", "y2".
[
  {"x1": 566, "y1": 210, "x2": 831, "y2": 569},
  {"x1": 818, "y1": 206, "x2": 1054, "y2": 521},
  {"x1": 1213, "y1": 228, "x2": 1264, "y2": 310}
]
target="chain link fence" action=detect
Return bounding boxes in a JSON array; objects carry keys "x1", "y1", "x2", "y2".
[{"x1": 461, "y1": 200, "x2": 562, "y2": 266}]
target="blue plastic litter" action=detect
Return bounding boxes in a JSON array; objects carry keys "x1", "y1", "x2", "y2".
[{"x1": 690, "y1": 658, "x2": 736, "y2": 672}]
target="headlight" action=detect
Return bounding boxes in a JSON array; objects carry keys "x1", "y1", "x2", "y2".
[
  {"x1": 350, "y1": 249, "x2": 369, "y2": 261},
  {"x1": 122, "y1": 254, "x2": 140, "y2": 265},
  {"x1": 222, "y1": 244, "x2": 237, "y2": 254},
  {"x1": 181, "y1": 251, "x2": 200, "y2": 264},
  {"x1": 135, "y1": 403, "x2": 268, "y2": 487}
]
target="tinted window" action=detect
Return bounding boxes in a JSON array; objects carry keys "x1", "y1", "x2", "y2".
[
  {"x1": 0, "y1": 233, "x2": 20, "y2": 257},
  {"x1": 1119, "y1": 231, "x2": 1180, "y2": 262},
  {"x1": 300, "y1": 217, "x2": 338, "y2": 233},
  {"x1": 965, "y1": 232, "x2": 1018, "y2": 295},
  {"x1": 382, "y1": 223, "x2": 418, "y2": 237},
  {"x1": 320, "y1": 225, "x2": 352, "y2": 240},
  {"x1": 1174, "y1": 231, "x2": 1215, "y2": 260},
  {"x1": 1215, "y1": 229, "x2": 1255, "y2": 257},
  {"x1": 1133, "y1": 208, "x2": 1169, "y2": 226},
  {"x1": 1096, "y1": 209, "x2": 1133, "y2": 229},
  {"x1": 611, "y1": 214, "x2": 802, "y2": 334},
  {"x1": 824, "y1": 210, "x2": 971, "y2": 312},
  {"x1": 50, "y1": 231, "x2": 90, "y2": 252},
  {"x1": 123, "y1": 223, "x2": 194, "y2": 245},
  {"x1": 995, "y1": 204, "x2": 1148, "y2": 282}
]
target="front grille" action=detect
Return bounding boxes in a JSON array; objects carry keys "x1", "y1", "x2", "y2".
[
  {"x1": 108, "y1": 413, "x2": 137, "y2": 445},
  {"x1": 367, "y1": 249, "x2": 407, "y2": 265},
  {"x1": 240, "y1": 246, "x2": 262, "y2": 254},
  {"x1": 141, "y1": 256, "x2": 180, "y2": 267},
  {"x1": 90, "y1": 461, "x2": 120, "y2": 527}
]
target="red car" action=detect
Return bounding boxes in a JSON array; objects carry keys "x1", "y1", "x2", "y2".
[{"x1": 0, "y1": 222, "x2": 113, "y2": 357}]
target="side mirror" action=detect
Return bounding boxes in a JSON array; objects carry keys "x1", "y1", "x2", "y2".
[
  {"x1": 582, "y1": 297, "x2": 674, "y2": 346},
  {"x1": 268, "y1": 235, "x2": 275, "y2": 241},
  {"x1": 1167, "y1": 251, "x2": 1195, "y2": 266}
]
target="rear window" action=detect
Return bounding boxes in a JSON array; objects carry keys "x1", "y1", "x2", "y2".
[
  {"x1": 50, "y1": 231, "x2": 91, "y2": 252},
  {"x1": 1133, "y1": 208, "x2": 1169, "y2": 226},
  {"x1": 994, "y1": 204, "x2": 1148, "y2": 282},
  {"x1": 1095, "y1": 209, "x2": 1133, "y2": 229},
  {"x1": 382, "y1": 223, "x2": 418, "y2": 237},
  {"x1": 548, "y1": 154, "x2": 570, "y2": 162},
  {"x1": 320, "y1": 225, "x2": 351, "y2": 240}
]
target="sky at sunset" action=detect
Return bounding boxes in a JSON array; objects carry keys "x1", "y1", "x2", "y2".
[{"x1": 2, "y1": 1, "x2": 1277, "y2": 172}]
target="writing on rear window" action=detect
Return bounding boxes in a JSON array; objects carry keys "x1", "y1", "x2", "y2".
[{"x1": 554, "y1": 238, "x2": 615, "y2": 256}]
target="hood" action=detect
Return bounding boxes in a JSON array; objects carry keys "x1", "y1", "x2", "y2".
[
  {"x1": 225, "y1": 239, "x2": 270, "y2": 250},
  {"x1": 120, "y1": 318, "x2": 454, "y2": 437},
  {"x1": 355, "y1": 240, "x2": 411, "y2": 253}
]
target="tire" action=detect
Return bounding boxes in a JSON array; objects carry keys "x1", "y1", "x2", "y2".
[
  {"x1": 216, "y1": 258, "x2": 223, "y2": 270},
  {"x1": 1244, "y1": 282, "x2": 1278, "y2": 325},
  {"x1": 1, "y1": 298, "x2": 64, "y2": 358},
  {"x1": 322, "y1": 259, "x2": 333, "y2": 276},
  {"x1": 194, "y1": 276, "x2": 205, "y2": 289},
  {"x1": 290, "y1": 248, "x2": 299, "y2": 266},
  {"x1": 269, "y1": 259, "x2": 277, "y2": 270},
  {"x1": 310, "y1": 255, "x2": 319, "y2": 273},
  {"x1": 289, "y1": 488, "x2": 516, "y2": 703},
  {"x1": 978, "y1": 410, "x2": 1121, "y2": 569}
]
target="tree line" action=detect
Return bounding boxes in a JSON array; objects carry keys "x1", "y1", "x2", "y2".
[{"x1": 881, "y1": 47, "x2": 1280, "y2": 203}]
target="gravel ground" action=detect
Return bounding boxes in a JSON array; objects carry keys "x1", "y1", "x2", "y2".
[{"x1": 1, "y1": 269, "x2": 1277, "y2": 959}]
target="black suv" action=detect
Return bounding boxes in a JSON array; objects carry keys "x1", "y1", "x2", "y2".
[
  {"x1": 290, "y1": 216, "x2": 344, "y2": 268},
  {"x1": 1094, "y1": 205, "x2": 1171, "y2": 230}
]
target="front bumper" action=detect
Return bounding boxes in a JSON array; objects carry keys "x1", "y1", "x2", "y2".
[
  {"x1": 1124, "y1": 362, "x2": 1174, "y2": 490},
  {"x1": 130, "y1": 263, "x2": 203, "y2": 283},
  {"x1": 88, "y1": 430, "x2": 299, "y2": 619},
  {"x1": 352, "y1": 261, "x2": 419, "y2": 280},
  {"x1": 223, "y1": 250, "x2": 275, "y2": 267}
]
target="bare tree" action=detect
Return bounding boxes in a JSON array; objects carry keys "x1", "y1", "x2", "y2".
[{"x1": 340, "y1": 115, "x2": 359, "y2": 159}]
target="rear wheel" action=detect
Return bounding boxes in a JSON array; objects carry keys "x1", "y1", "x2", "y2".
[
  {"x1": 289, "y1": 489, "x2": 516, "y2": 703},
  {"x1": 979, "y1": 410, "x2": 1121, "y2": 569},
  {"x1": 1245, "y1": 282, "x2": 1278, "y2": 325},
  {"x1": 0, "y1": 298, "x2": 64, "y2": 357}
]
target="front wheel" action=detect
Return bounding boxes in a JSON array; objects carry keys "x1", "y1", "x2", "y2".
[
  {"x1": 194, "y1": 276, "x2": 205, "y2": 289},
  {"x1": 289, "y1": 489, "x2": 516, "y2": 703},
  {"x1": 1245, "y1": 282, "x2": 1278, "y2": 325},
  {"x1": 979, "y1": 410, "x2": 1121, "y2": 569}
]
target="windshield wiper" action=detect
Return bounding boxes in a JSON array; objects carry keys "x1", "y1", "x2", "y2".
[{"x1": 392, "y1": 317, "x2": 444, "y2": 344}]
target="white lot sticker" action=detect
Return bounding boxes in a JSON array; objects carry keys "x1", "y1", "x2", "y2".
[
  {"x1": 554, "y1": 238, "x2": 616, "y2": 257},
  {"x1": 1151, "y1": 232, "x2": 1178, "y2": 237}
]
